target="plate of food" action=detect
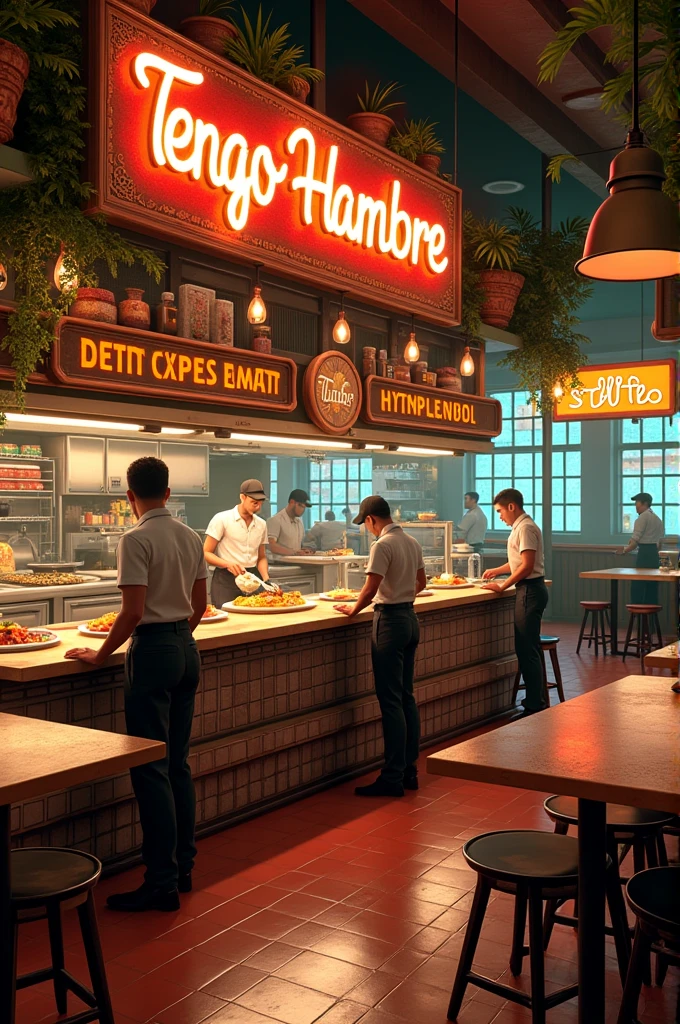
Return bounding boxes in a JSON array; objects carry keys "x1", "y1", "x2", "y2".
[
  {"x1": 78, "y1": 611, "x2": 117, "y2": 637},
  {"x1": 0, "y1": 622, "x2": 61, "y2": 651},
  {"x1": 319, "y1": 588, "x2": 360, "y2": 602},
  {"x1": 200, "y1": 604, "x2": 229, "y2": 623},
  {"x1": 224, "y1": 591, "x2": 317, "y2": 614},
  {"x1": 0, "y1": 571, "x2": 97, "y2": 587},
  {"x1": 428, "y1": 573, "x2": 474, "y2": 589},
  {"x1": 322, "y1": 548, "x2": 355, "y2": 557}
]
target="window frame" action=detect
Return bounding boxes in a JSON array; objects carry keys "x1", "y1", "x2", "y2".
[{"x1": 615, "y1": 417, "x2": 679, "y2": 536}]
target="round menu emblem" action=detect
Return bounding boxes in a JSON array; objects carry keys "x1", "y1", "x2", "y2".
[{"x1": 303, "y1": 352, "x2": 362, "y2": 435}]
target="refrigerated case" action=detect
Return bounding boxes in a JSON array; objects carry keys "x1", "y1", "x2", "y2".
[{"x1": 400, "y1": 521, "x2": 453, "y2": 577}]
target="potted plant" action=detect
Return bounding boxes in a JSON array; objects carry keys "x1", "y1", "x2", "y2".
[
  {"x1": 467, "y1": 213, "x2": 525, "y2": 328},
  {"x1": 181, "y1": 0, "x2": 238, "y2": 57},
  {"x1": 346, "y1": 81, "x2": 403, "y2": 147},
  {"x1": 0, "y1": 1, "x2": 77, "y2": 145},
  {"x1": 123, "y1": 0, "x2": 157, "y2": 14},
  {"x1": 388, "y1": 118, "x2": 445, "y2": 173},
  {"x1": 223, "y1": 6, "x2": 323, "y2": 104}
]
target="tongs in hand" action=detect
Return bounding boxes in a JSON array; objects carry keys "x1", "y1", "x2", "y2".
[{"x1": 260, "y1": 578, "x2": 282, "y2": 594}]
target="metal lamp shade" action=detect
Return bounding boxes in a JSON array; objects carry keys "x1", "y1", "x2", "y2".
[{"x1": 576, "y1": 143, "x2": 680, "y2": 282}]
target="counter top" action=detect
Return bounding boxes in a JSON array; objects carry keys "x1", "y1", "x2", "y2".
[
  {"x1": 0, "y1": 577, "x2": 120, "y2": 602},
  {"x1": 0, "y1": 586, "x2": 511, "y2": 684}
]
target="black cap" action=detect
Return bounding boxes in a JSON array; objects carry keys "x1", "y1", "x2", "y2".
[
  {"x1": 240, "y1": 478, "x2": 268, "y2": 500},
  {"x1": 631, "y1": 492, "x2": 653, "y2": 505},
  {"x1": 353, "y1": 495, "x2": 391, "y2": 524},
  {"x1": 289, "y1": 489, "x2": 312, "y2": 507}
]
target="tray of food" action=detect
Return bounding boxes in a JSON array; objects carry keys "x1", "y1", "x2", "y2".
[
  {"x1": 0, "y1": 622, "x2": 61, "y2": 651},
  {"x1": 428, "y1": 573, "x2": 474, "y2": 589},
  {"x1": 0, "y1": 571, "x2": 98, "y2": 587},
  {"x1": 224, "y1": 591, "x2": 317, "y2": 614},
  {"x1": 319, "y1": 588, "x2": 360, "y2": 602},
  {"x1": 200, "y1": 604, "x2": 229, "y2": 623}
]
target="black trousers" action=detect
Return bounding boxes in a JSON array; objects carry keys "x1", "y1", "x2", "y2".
[
  {"x1": 631, "y1": 543, "x2": 660, "y2": 604},
  {"x1": 514, "y1": 578, "x2": 549, "y2": 712},
  {"x1": 124, "y1": 620, "x2": 201, "y2": 890},
  {"x1": 371, "y1": 604, "x2": 421, "y2": 784},
  {"x1": 210, "y1": 565, "x2": 261, "y2": 607}
]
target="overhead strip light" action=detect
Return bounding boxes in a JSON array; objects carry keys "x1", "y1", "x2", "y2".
[
  {"x1": 229, "y1": 432, "x2": 352, "y2": 450},
  {"x1": 5, "y1": 413, "x2": 142, "y2": 431},
  {"x1": 396, "y1": 446, "x2": 455, "y2": 456}
]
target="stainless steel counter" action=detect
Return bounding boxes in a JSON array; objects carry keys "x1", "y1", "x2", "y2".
[{"x1": 0, "y1": 578, "x2": 121, "y2": 627}]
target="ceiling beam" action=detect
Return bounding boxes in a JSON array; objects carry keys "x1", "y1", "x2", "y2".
[
  {"x1": 523, "y1": 0, "x2": 619, "y2": 90},
  {"x1": 349, "y1": 0, "x2": 610, "y2": 193}
]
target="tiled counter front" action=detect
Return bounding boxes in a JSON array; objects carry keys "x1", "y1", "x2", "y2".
[{"x1": 3, "y1": 596, "x2": 516, "y2": 866}]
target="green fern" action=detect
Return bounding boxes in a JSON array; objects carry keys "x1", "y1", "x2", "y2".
[
  {"x1": 198, "y1": 0, "x2": 235, "y2": 15},
  {"x1": 0, "y1": 1, "x2": 77, "y2": 34},
  {"x1": 356, "y1": 81, "x2": 404, "y2": 116},
  {"x1": 388, "y1": 118, "x2": 444, "y2": 161},
  {"x1": 224, "y1": 6, "x2": 324, "y2": 85}
]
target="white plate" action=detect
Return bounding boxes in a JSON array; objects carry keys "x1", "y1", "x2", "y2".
[
  {"x1": 318, "y1": 592, "x2": 359, "y2": 602},
  {"x1": 200, "y1": 610, "x2": 229, "y2": 623},
  {"x1": 428, "y1": 582, "x2": 475, "y2": 590},
  {"x1": 78, "y1": 624, "x2": 110, "y2": 638},
  {"x1": 0, "y1": 629, "x2": 61, "y2": 652},
  {"x1": 223, "y1": 600, "x2": 318, "y2": 614}
]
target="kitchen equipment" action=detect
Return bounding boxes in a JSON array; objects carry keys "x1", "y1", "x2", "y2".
[
  {"x1": 8, "y1": 528, "x2": 39, "y2": 570},
  {"x1": 69, "y1": 532, "x2": 122, "y2": 571},
  {"x1": 26, "y1": 561, "x2": 84, "y2": 573}
]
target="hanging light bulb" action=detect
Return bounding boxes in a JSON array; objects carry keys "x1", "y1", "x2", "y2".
[
  {"x1": 553, "y1": 383, "x2": 564, "y2": 399},
  {"x1": 247, "y1": 264, "x2": 267, "y2": 324},
  {"x1": 404, "y1": 314, "x2": 420, "y2": 363},
  {"x1": 460, "y1": 346, "x2": 475, "y2": 376},
  {"x1": 53, "y1": 244, "x2": 78, "y2": 292},
  {"x1": 575, "y1": 0, "x2": 679, "y2": 281},
  {"x1": 333, "y1": 293, "x2": 351, "y2": 344}
]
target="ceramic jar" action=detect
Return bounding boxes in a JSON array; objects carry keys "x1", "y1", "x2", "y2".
[
  {"x1": 252, "y1": 326, "x2": 272, "y2": 354},
  {"x1": 0, "y1": 40, "x2": 30, "y2": 145},
  {"x1": 70, "y1": 288, "x2": 117, "y2": 324},
  {"x1": 118, "y1": 288, "x2": 150, "y2": 329}
]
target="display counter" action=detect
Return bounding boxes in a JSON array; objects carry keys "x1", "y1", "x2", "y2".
[{"x1": 2, "y1": 588, "x2": 517, "y2": 867}]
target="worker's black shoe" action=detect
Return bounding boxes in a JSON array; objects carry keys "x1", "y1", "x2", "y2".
[
  {"x1": 355, "y1": 777, "x2": 404, "y2": 798},
  {"x1": 403, "y1": 768, "x2": 419, "y2": 791},
  {"x1": 106, "y1": 883, "x2": 180, "y2": 913},
  {"x1": 178, "y1": 872, "x2": 192, "y2": 893}
]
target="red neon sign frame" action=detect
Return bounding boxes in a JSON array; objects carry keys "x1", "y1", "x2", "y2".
[{"x1": 87, "y1": 0, "x2": 462, "y2": 326}]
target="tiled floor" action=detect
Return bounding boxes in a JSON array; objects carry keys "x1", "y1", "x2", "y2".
[{"x1": 14, "y1": 623, "x2": 679, "y2": 1024}]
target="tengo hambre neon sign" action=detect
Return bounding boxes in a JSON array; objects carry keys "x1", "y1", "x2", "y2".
[{"x1": 132, "y1": 53, "x2": 449, "y2": 275}]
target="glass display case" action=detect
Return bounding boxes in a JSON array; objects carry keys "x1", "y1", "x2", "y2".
[{"x1": 400, "y1": 521, "x2": 453, "y2": 577}]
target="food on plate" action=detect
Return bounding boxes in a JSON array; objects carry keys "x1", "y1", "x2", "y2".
[
  {"x1": 0, "y1": 542, "x2": 15, "y2": 574},
  {"x1": 0, "y1": 571, "x2": 88, "y2": 586},
  {"x1": 0, "y1": 621, "x2": 53, "y2": 646},
  {"x1": 233, "y1": 590, "x2": 306, "y2": 608},
  {"x1": 416, "y1": 512, "x2": 438, "y2": 521},
  {"x1": 202, "y1": 604, "x2": 220, "y2": 618},
  {"x1": 325, "y1": 588, "x2": 359, "y2": 601},
  {"x1": 85, "y1": 611, "x2": 118, "y2": 633},
  {"x1": 323, "y1": 548, "x2": 353, "y2": 556},
  {"x1": 429, "y1": 573, "x2": 468, "y2": 586}
]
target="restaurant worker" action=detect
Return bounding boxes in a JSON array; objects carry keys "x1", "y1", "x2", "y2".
[
  {"x1": 482, "y1": 488, "x2": 548, "y2": 717},
  {"x1": 304, "y1": 511, "x2": 349, "y2": 551},
  {"x1": 203, "y1": 479, "x2": 272, "y2": 606},
  {"x1": 267, "y1": 489, "x2": 314, "y2": 557},
  {"x1": 618, "y1": 492, "x2": 664, "y2": 604},
  {"x1": 335, "y1": 496, "x2": 427, "y2": 797},
  {"x1": 65, "y1": 457, "x2": 208, "y2": 912},
  {"x1": 457, "y1": 491, "x2": 488, "y2": 553}
]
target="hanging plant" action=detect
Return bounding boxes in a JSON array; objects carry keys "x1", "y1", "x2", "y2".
[
  {"x1": 499, "y1": 208, "x2": 593, "y2": 409},
  {"x1": 460, "y1": 211, "x2": 485, "y2": 344},
  {"x1": 0, "y1": 3, "x2": 164, "y2": 412}
]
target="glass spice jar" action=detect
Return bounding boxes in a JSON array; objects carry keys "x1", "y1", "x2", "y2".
[
  {"x1": 252, "y1": 325, "x2": 272, "y2": 354},
  {"x1": 362, "y1": 346, "x2": 377, "y2": 378}
]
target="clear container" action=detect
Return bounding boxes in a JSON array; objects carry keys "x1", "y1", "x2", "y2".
[{"x1": 467, "y1": 553, "x2": 481, "y2": 579}]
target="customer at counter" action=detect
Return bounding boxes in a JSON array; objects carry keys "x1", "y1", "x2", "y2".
[
  {"x1": 66, "y1": 457, "x2": 208, "y2": 912},
  {"x1": 482, "y1": 488, "x2": 548, "y2": 717},
  {"x1": 304, "y1": 511, "x2": 350, "y2": 552},
  {"x1": 203, "y1": 479, "x2": 272, "y2": 606},
  {"x1": 267, "y1": 489, "x2": 313, "y2": 557},
  {"x1": 335, "y1": 496, "x2": 427, "y2": 798},
  {"x1": 617, "y1": 492, "x2": 664, "y2": 604},
  {"x1": 457, "y1": 491, "x2": 488, "y2": 553}
]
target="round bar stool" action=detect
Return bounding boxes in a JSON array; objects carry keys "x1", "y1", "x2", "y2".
[
  {"x1": 622, "y1": 604, "x2": 663, "y2": 665},
  {"x1": 576, "y1": 600, "x2": 611, "y2": 655},
  {"x1": 10, "y1": 848, "x2": 114, "y2": 1024},
  {"x1": 617, "y1": 866, "x2": 680, "y2": 1024},
  {"x1": 446, "y1": 830, "x2": 631, "y2": 1023},
  {"x1": 512, "y1": 635, "x2": 566, "y2": 707}
]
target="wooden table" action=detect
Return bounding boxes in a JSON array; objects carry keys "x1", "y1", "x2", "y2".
[
  {"x1": 427, "y1": 677, "x2": 680, "y2": 1023},
  {"x1": 0, "y1": 714, "x2": 164, "y2": 1022},
  {"x1": 579, "y1": 567, "x2": 679, "y2": 654}
]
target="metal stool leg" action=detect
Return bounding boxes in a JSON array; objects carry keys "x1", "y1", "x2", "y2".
[
  {"x1": 510, "y1": 884, "x2": 527, "y2": 976},
  {"x1": 527, "y1": 886, "x2": 547, "y2": 1024},
  {"x1": 549, "y1": 647, "x2": 565, "y2": 703},
  {"x1": 605, "y1": 858, "x2": 632, "y2": 986},
  {"x1": 46, "y1": 902, "x2": 68, "y2": 1015}
]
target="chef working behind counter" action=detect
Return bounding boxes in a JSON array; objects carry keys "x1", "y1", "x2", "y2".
[{"x1": 203, "y1": 479, "x2": 272, "y2": 607}]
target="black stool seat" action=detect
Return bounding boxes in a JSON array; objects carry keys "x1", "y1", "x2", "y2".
[
  {"x1": 544, "y1": 796, "x2": 676, "y2": 832},
  {"x1": 465, "y1": 830, "x2": 579, "y2": 883},
  {"x1": 539, "y1": 635, "x2": 560, "y2": 645},
  {"x1": 11, "y1": 849, "x2": 100, "y2": 903},
  {"x1": 618, "y1": 867, "x2": 680, "y2": 1022},
  {"x1": 626, "y1": 866, "x2": 680, "y2": 932}
]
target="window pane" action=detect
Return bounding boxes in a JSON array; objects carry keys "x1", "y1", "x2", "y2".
[
  {"x1": 552, "y1": 452, "x2": 564, "y2": 476},
  {"x1": 360, "y1": 460, "x2": 373, "y2": 479},
  {"x1": 476, "y1": 480, "x2": 492, "y2": 503},
  {"x1": 568, "y1": 422, "x2": 581, "y2": 445},
  {"x1": 622, "y1": 450, "x2": 641, "y2": 475},
  {"x1": 553, "y1": 479, "x2": 564, "y2": 503},
  {"x1": 495, "y1": 454, "x2": 512, "y2": 477},
  {"x1": 332, "y1": 482, "x2": 345, "y2": 502},
  {"x1": 309, "y1": 463, "x2": 319, "y2": 481},
  {"x1": 665, "y1": 504, "x2": 679, "y2": 533},
  {"x1": 515, "y1": 453, "x2": 533, "y2": 476},
  {"x1": 566, "y1": 452, "x2": 581, "y2": 476},
  {"x1": 476, "y1": 454, "x2": 492, "y2": 477},
  {"x1": 552, "y1": 506, "x2": 564, "y2": 531},
  {"x1": 516, "y1": 479, "x2": 533, "y2": 502},
  {"x1": 496, "y1": 421, "x2": 513, "y2": 447},
  {"x1": 566, "y1": 506, "x2": 581, "y2": 531},
  {"x1": 321, "y1": 462, "x2": 332, "y2": 480},
  {"x1": 535, "y1": 453, "x2": 543, "y2": 476},
  {"x1": 332, "y1": 461, "x2": 346, "y2": 480},
  {"x1": 566, "y1": 478, "x2": 581, "y2": 502},
  {"x1": 552, "y1": 422, "x2": 566, "y2": 446},
  {"x1": 666, "y1": 449, "x2": 680, "y2": 475},
  {"x1": 642, "y1": 449, "x2": 663, "y2": 475},
  {"x1": 347, "y1": 459, "x2": 359, "y2": 480},
  {"x1": 643, "y1": 418, "x2": 663, "y2": 443},
  {"x1": 321, "y1": 482, "x2": 331, "y2": 502},
  {"x1": 622, "y1": 420, "x2": 640, "y2": 443},
  {"x1": 347, "y1": 481, "x2": 359, "y2": 502},
  {"x1": 514, "y1": 420, "x2": 533, "y2": 445},
  {"x1": 642, "y1": 480, "x2": 662, "y2": 504}
]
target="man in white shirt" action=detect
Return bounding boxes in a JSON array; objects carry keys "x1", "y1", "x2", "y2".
[
  {"x1": 618, "y1": 492, "x2": 664, "y2": 603},
  {"x1": 267, "y1": 489, "x2": 314, "y2": 557},
  {"x1": 335, "y1": 496, "x2": 427, "y2": 797},
  {"x1": 66, "y1": 457, "x2": 208, "y2": 911},
  {"x1": 203, "y1": 479, "x2": 272, "y2": 607},
  {"x1": 482, "y1": 488, "x2": 549, "y2": 716},
  {"x1": 457, "y1": 491, "x2": 488, "y2": 552}
]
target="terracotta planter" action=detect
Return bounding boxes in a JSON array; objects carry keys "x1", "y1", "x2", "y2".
[
  {"x1": 118, "y1": 288, "x2": 150, "y2": 330},
  {"x1": 70, "y1": 288, "x2": 117, "y2": 325},
  {"x1": 180, "y1": 16, "x2": 238, "y2": 55},
  {"x1": 279, "y1": 76, "x2": 311, "y2": 104},
  {"x1": 122, "y1": 0, "x2": 157, "y2": 12},
  {"x1": 0, "y1": 40, "x2": 29, "y2": 146},
  {"x1": 346, "y1": 112, "x2": 395, "y2": 147},
  {"x1": 416, "y1": 153, "x2": 441, "y2": 175},
  {"x1": 479, "y1": 269, "x2": 525, "y2": 329}
]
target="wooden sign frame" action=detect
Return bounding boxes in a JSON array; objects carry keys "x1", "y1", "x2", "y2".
[
  {"x1": 651, "y1": 277, "x2": 680, "y2": 341},
  {"x1": 303, "y1": 352, "x2": 362, "y2": 435},
  {"x1": 361, "y1": 376, "x2": 502, "y2": 438}
]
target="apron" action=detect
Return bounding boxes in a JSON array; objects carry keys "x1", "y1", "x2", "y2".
[
  {"x1": 210, "y1": 566, "x2": 262, "y2": 608},
  {"x1": 631, "y1": 544, "x2": 659, "y2": 605}
]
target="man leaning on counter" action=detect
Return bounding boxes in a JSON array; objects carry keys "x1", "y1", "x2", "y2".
[
  {"x1": 617, "y1": 491, "x2": 664, "y2": 604},
  {"x1": 203, "y1": 479, "x2": 272, "y2": 607}
]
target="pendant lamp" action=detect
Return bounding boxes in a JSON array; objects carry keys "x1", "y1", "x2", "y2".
[
  {"x1": 332, "y1": 293, "x2": 351, "y2": 344},
  {"x1": 575, "y1": 0, "x2": 679, "y2": 281},
  {"x1": 404, "y1": 314, "x2": 420, "y2": 363},
  {"x1": 247, "y1": 264, "x2": 267, "y2": 324}
]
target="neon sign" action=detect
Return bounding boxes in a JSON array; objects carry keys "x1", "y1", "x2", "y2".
[
  {"x1": 87, "y1": 1, "x2": 461, "y2": 325},
  {"x1": 553, "y1": 360, "x2": 677, "y2": 421}
]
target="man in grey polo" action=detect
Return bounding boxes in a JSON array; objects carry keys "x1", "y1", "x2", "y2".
[
  {"x1": 457, "y1": 491, "x2": 488, "y2": 553},
  {"x1": 66, "y1": 457, "x2": 207, "y2": 912},
  {"x1": 267, "y1": 489, "x2": 314, "y2": 557},
  {"x1": 335, "y1": 495, "x2": 427, "y2": 797}
]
